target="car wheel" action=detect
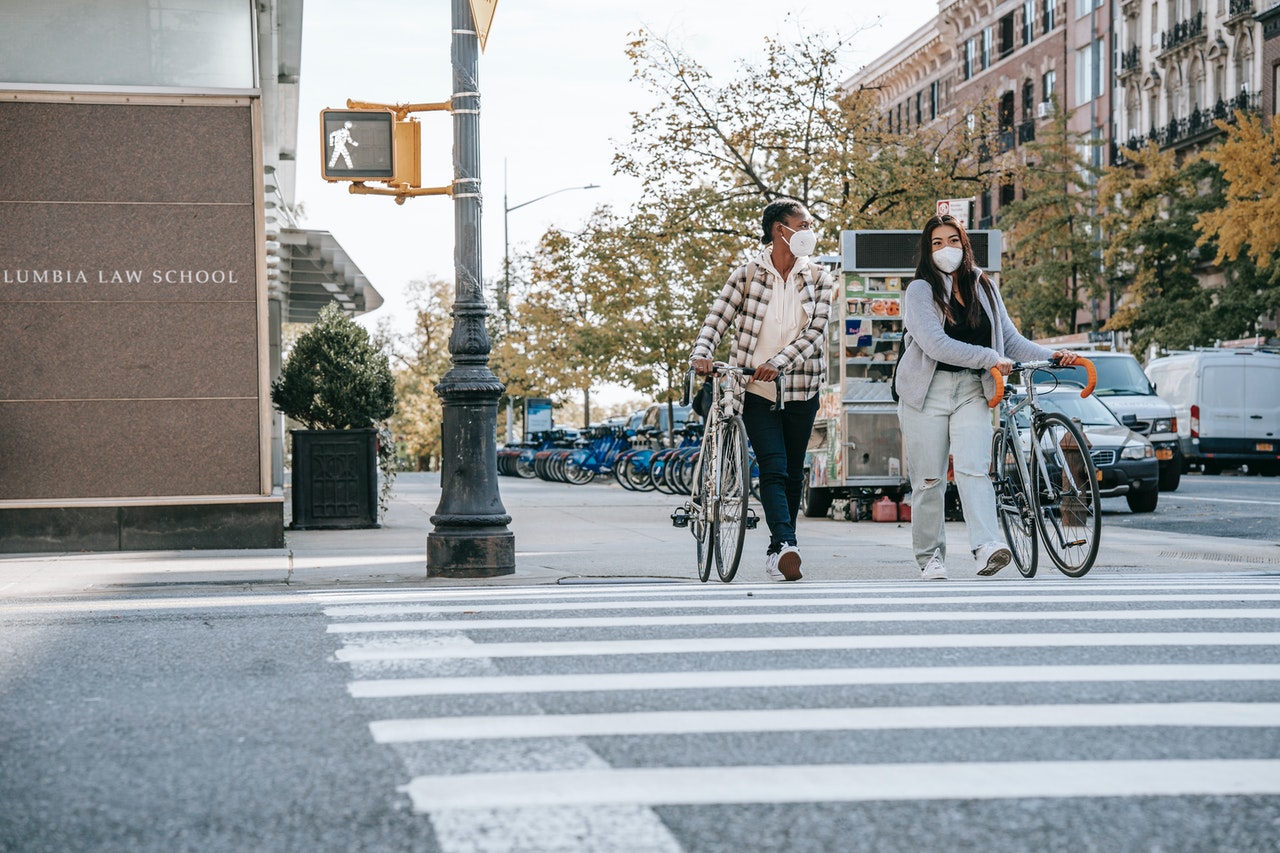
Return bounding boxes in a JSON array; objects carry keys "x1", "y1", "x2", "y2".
[
  {"x1": 1126, "y1": 485, "x2": 1159, "y2": 513},
  {"x1": 1158, "y1": 463, "x2": 1181, "y2": 491}
]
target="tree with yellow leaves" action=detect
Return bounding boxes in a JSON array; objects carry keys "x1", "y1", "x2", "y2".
[
  {"x1": 1196, "y1": 113, "x2": 1280, "y2": 268},
  {"x1": 1194, "y1": 114, "x2": 1280, "y2": 340}
]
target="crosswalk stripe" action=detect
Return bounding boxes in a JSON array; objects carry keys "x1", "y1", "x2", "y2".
[
  {"x1": 349, "y1": 663, "x2": 1280, "y2": 698},
  {"x1": 327, "y1": 607, "x2": 1280, "y2": 633},
  {"x1": 324, "y1": 592, "x2": 1280, "y2": 618},
  {"x1": 400, "y1": 759, "x2": 1280, "y2": 809},
  {"x1": 335, "y1": 631, "x2": 1280, "y2": 662},
  {"x1": 369, "y1": 702, "x2": 1280, "y2": 742},
  {"x1": 313, "y1": 577, "x2": 1280, "y2": 607}
]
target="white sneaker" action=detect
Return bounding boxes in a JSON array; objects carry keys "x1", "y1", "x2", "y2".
[
  {"x1": 765, "y1": 551, "x2": 785, "y2": 582},
  {"x1": 974, "y1": 542, "x2": 1013, "y2": 576},
  {"x1": 921, "y1": 549, "x2": 948, "y2": 580},
  {"x1": 777, "y1": 543, "x2": 802, "y2": 581}
]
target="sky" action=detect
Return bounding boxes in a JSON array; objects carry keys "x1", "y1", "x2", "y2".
[{"x1": 295, "y1": 0, "x2": 939, "y2": 341}]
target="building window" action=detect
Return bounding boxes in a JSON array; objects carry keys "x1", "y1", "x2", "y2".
[
  {"x1": 916, "y1": 91, "x2": 923, "y2": 125},
  {"x1": 1043, "y1": 68, "x2": 1058, "y2": 102},
  {"x1": 930, "y1": 80, "x2": 940, "y2": 120},
  {"x1": 1075, "y1": 43, "x2": 1102, "y2": 107},
  {"x1": 1023, "y1": 0, "x2": 1036, "y2": 44},
  {"x1": 1023, "y1": 79, "x2": 1036, "y2": 120},
  {"x1": 1274, "y1": 63, "x2": 1280, "y2": 117},
  {"x1": 1075, "y1": 0, "x2": 1102, "y2": 18},
  {"x1": 982, "y1": 27, "x2": 993, "y2": 68},
  {"x1": 0, "y1": 0, "x2": 254, "y2": 89},
  {"x1": 964, "y1": 39, "x2": 975, "y2": 79},
  {"x1": 1000, "y1": 13, "x2": 1016, "y2": 58},
  {"x1": 1044, "y1": 0, "x2": 1056, "y2": 32}
]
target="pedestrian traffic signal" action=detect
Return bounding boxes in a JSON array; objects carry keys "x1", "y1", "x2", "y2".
[
  {"x1": 320, "y1": 108, "x2": 396, "y2": 182},
  {"x1": 321, "y1": 99, "x2": 448, "y2": 202}
]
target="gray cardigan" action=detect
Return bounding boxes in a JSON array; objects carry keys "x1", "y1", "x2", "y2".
[{"x1": 894, "y1": 271, "x2": 1053, "y2": 410}]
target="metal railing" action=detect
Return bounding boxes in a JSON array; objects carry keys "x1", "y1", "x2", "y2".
[
  {"x1": 1119, "y1": 45, "x2": 1141, "y2": 74},
  {"x1": 1160, "y1": 12, "x2": 1205, "y2": 52},
  {"x1": 1111, "y1": 91, "x2": 1261, "y2": 163},
  {"x1": 1228, "y1": 0, "x2": 1255, "y2": 19}
]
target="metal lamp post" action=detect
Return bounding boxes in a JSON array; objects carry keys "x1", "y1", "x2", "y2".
[
  {"x1": 427, "y1": 0, "x2": 514, "y2": 577},
  {"x1": 500, "y1": 164, "x2": 599, "y2": 442}
]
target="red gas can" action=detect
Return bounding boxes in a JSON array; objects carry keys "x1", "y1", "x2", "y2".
[
  {"x1": 897, "y1": 501, "x2": 911, "y2": 522},
  {"x1": 872, "y1": 496, "x2": 898, "y2": 522}
]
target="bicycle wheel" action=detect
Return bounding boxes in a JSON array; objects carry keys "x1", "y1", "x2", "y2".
[
  {"x1": 626, "y1": 451, "x2": 658, "y2": 491},
  {"x1": 613, "y1": 451, "x2": 638, "y2": 490},
  {"x1": 1032, "y1": 412, "x2": 1102, "y2": 577},
  {"x1": 676, "y1": 448, "x2": 700, "y2": 495},
  {"x1": 993, "y1": 427, "x2": 1037, "y2": 577},
  {"x1": 661, "y1": 448, "x2": 689, "y2": 494},
  {"x1": 651, "y1": 449, "x2": 680, "y2": 495},
  {"x1": 564, "y1": 456, "x2": 595, "y2": 485},
  {"x1": 515, "y1": 452, "x2": 537, "y2": 479},
  {"x1": 713, "y1": 416, "x2": 750, "y2": 583},
  {"x1": 692, "y1": 441, "x2": 714, "y2": 583}
]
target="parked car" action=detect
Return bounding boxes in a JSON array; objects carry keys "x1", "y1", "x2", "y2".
[
  {"x1": 1144, "y1": 348, "x2": 1280, "y2": 476},
  {"x1": 1011, "y1": 386, "x2": 1160, "y2": 513},
  {"x1": 1031, "y1": 351, "x2": 1182, "y2": 491},
  {"x1": 640, "y1": 402, "x2": 694, "y2": 447}
]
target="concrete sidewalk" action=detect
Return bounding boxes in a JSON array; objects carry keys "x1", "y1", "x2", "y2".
[{"x1": 2, "y1": 472, "x2": 1276, "y2": 598}]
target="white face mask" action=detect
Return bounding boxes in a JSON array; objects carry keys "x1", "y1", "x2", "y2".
[
  {"x1": 779, "y1": 223, "x2": 817, "y2": 257},
  {"x1": 932, "y1": 246, "x2": 964, "y2": 273}
]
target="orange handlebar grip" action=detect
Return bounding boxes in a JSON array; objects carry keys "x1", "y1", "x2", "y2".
[
  {"x1": 1076, "y1": 356, "x2": 1097, "y2": 397},
  {"x1": 988, "y1": 366, "x2": 1004, "y2": 408}
]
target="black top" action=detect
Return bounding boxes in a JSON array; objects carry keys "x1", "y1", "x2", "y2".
[{"x1": 936, "y1": 298, "x2": 992, "y2": 372}]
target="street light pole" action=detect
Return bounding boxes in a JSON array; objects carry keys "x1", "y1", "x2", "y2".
[
  {"x1": 500, "y1": 165, "x2": 598, "y2": 442},
  {"x1": 427, "y1": 0, "x2": 514, "y2": 578}
]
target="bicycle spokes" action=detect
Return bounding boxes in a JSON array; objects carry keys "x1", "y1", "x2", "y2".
[{"x1": 1033, "y1": 413, "x2": 1101, "y2": 577}]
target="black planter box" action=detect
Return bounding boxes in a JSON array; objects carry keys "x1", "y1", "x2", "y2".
[{"x1": 290, "y1": 428, "x2": 380, "y2": 529}]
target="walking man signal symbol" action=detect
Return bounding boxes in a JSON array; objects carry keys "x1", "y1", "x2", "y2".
[{"x1": 328, "y1": 121, "x2": 358, "y2": 169}]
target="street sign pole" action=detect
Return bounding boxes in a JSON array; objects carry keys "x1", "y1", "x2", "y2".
[{"x1": 427, "y1": 0, "x2": 515, "y2": 577}]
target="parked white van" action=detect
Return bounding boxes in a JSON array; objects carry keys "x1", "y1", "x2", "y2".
[{"x1": 1144, "y1": 348, "x2": 1280, "y2": 476}]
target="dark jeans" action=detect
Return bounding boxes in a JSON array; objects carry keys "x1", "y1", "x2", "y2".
[{"x1": 741, "y1": 391, "x2": 820, "y2": 552}]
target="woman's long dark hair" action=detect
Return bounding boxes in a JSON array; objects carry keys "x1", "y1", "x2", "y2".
[{"x1": 913, "y1": 214, "x2": 993, "y2": 328}]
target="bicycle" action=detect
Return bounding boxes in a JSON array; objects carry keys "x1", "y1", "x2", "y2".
[
  {"x1": 988, "y1": 356, "x2": 1102, "y2": 578},
  {"x1": 670, "y1": 364, "x2": 774, "y2": 582}
]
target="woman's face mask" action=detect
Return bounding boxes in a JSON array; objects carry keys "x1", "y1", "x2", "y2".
[
  {"x1": 932, "y1": 246, "x2": 964, "y2": 273},
  {"x1": 779, "y1": 223, "x2": 817, "y2": 257}
]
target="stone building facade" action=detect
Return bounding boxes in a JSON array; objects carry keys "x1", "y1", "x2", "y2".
[{"x1": 0, "y1": 1, "x2": 380, "y2": 553}]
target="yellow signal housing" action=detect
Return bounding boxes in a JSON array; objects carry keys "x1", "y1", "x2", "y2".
[{"x1": 393, "y1": 119, "x2": 421, "y2": 189}]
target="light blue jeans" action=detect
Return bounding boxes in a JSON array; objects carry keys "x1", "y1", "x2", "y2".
[{"x1": 898, "y1": 369, "x2": 1002, "y2": 569}]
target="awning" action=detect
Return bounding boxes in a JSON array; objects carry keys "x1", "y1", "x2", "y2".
[{"x1": 276, "y1": 228, "x2": 383, "y2": 323}]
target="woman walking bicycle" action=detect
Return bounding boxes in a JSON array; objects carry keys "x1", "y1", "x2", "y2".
[
  {"x1": 690, "y1": 198, "x2": 835, "y2": 581},
  {"x1": 895, "y1": 213, "x2": 1081, "y2": 580}
]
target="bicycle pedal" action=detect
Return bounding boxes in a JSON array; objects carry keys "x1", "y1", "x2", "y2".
[
  {"x1": 670, "y1": 508, "x2": 690, "y2": 528},
  {"x1": 745, "y1": 508, "x2": 760, "y2": 530}
]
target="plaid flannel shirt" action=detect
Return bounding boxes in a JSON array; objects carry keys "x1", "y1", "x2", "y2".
[{"x1": 689, "y1": 251, "x2": 835, "y2": 416}]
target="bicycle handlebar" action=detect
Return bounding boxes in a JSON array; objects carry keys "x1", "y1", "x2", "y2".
[
  {"x1": 684, "y1": 363, "x2": 785, "y2": 411},
  {"x1": 986, "y1": 355, "x2": 1097, "y2": 409}
]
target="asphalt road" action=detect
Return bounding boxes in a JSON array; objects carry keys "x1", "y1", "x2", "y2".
[
  {"x1": 1102, "y1": 469, "x2": 1280, "y2": 541},
  {"x1": 2, "y1": 471, "x2": 1277, "y2": 852},
  {"x1": 4, "y1": 573, "x2": 1280, "y2": 852}
]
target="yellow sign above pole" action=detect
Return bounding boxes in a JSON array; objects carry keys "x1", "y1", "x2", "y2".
[{"x1": 468, "y1": 0, "x2": 498, "y2": 51}]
